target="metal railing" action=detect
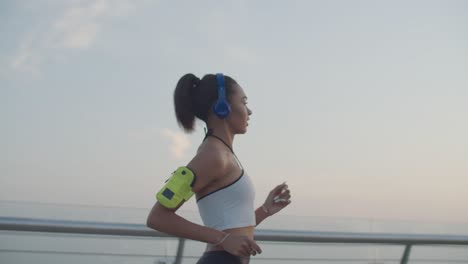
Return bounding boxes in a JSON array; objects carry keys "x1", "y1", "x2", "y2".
[{"x1": 1, "y1": 216, "x2": 468, "y2": 264}]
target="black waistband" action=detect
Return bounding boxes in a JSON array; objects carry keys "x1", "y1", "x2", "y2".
[{"x1": 197, "y1": 250, "x2": 249, "y2": 264}]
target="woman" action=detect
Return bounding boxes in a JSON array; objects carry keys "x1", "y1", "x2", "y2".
[{"x1": 146, "y1": 73, "x2": 291, "y2": 264}]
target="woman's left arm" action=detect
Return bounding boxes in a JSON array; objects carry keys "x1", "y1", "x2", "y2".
[{"x1": 255, "y1": 182, "x2": 291, "y2": 226}]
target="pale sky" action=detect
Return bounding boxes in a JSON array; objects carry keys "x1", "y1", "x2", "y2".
[{"x1": 2, "y1": 0, "x2": 468, "y2": 227}]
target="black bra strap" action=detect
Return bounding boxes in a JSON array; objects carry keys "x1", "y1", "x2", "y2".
[{"x1": 203, "y1": 128, "x2": 243, "y2": 170}]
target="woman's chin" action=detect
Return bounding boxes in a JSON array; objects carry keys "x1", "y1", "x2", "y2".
[
  {"x1": 233, "y1": 123, "x2": 249, "y2": 135},
  {"x1": 237, "y1": 127, "x2": 248, "y2": 134}
]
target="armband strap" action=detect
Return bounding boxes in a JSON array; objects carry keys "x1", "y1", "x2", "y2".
[{"x1": 156, "y1": 166, "x2": 196, "y2": 209}]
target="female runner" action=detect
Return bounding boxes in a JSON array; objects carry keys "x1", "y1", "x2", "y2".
[{"x1": 147, "y1": 73, "x2": 291, "y2": 264}]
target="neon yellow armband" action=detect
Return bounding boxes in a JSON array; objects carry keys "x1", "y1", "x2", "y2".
[{"x1": 156, "y1": 166, "x2": 196, "y2": 209}]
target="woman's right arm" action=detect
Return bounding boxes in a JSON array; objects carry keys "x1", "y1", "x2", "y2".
[
  {"x1": 146, "y1": 149, "x2": 262, "y2": 256},
  {"x1": 146, "y1": 204, "x2": 261, "y2": 256},
  {"x1": 146, "y1": 202, "x2": 226, "y2": 244}
]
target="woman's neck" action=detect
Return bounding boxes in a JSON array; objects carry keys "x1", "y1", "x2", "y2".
[{"x1": 205, "y1": 127, "x2": 234, "y2": 151}]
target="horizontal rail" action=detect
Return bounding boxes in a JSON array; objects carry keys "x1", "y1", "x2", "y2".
[
  {"x1": 1, "y1": 216, "x2": 468, "y2": 246},
  {"x1": 255, "y1": 229, "x2": 468, "y2": 245}
]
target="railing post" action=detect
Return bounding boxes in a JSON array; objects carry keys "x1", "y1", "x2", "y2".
[
  {"x1": 174, "y1": 238, "x2": 185, "y2": 264},
  {"x1": 400, "y1": 244, "x2": 412, "y2": 264}
]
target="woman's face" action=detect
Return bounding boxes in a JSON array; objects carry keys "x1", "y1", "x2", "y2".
[{"x1": 227, "y1": 84, "x2": 252, "y2": 134}]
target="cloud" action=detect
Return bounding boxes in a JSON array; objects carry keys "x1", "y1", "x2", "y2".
[
  {"x1": 160, "y1": 128, "x2": 191, "y2": 160},
  {"x1": 51, "y1": 0, "x2": 135, "y2": 49},
  {"x1": 10, "y1": 0, "x2": 135, "y2": 74},
  {"x1": 52, "y1": 6, "x2": 101, "y2": 50},
  {"x1": 10, "y1": 32, "x2": 41, "y2": 76}
]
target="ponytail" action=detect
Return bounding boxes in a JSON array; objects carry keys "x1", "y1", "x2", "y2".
[{"x1": 174, "y1": 73, "x2": 200, "y2": 132}]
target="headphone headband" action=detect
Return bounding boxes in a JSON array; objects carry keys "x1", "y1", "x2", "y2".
[
  {"x1": 213, "y1": 73, "x2": 231, "y2": 118},
  {"x1": 216, "y1": 73, "x2": 226, "y2": 99}
]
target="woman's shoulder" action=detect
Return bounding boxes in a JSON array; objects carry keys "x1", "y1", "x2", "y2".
[{"x1": 187, "y1": 141, "x2": 230, "y2": 192}]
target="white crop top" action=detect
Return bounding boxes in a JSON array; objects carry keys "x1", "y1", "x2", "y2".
[{"x1": 196, "y1": 170, "x2": 256, "y2": 230}]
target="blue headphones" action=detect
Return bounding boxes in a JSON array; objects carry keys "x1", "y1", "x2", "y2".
[{"x1": 212, "y1": 73, "x2": 231, "y2": 118}]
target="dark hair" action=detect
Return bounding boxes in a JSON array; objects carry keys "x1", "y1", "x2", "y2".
[{"x1": 174, "y1": 73, "x2": 237, "y2": 132}]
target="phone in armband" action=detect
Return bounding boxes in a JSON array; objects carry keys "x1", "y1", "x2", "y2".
[{"x1": 156, "y1": 166, "x2": 196, "y2": 208}]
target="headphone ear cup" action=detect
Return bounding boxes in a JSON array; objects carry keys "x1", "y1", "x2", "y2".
[{"x1": 213, "y1": 99, "x2": 231, "y2": 118}]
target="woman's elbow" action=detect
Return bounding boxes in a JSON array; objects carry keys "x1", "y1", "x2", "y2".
[
  {"x1": 146, "y1": 201, "x2": 181, "y2": 231},
  {"x1": 146, "y1": 203, "x2": 173, "y2": 231},
  {"x1": 147, "y1": 211, "x2": 169, "y2": 231},
  {"x1": 146, "y1": 205, "x2": 163, "y2": 230},
  {"x1": 146, "y1": 214, "x2": 158, "y2": 230}
]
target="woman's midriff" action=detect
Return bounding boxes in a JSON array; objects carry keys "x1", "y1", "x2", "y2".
[{"x1": 206, "y1": 226, "x2": 255, "y2": 251}]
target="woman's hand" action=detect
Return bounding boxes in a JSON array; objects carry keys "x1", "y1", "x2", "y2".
[
  {"x1": 220, "y1": 234, "x2": 262, "y2": 257},
  {"x1": 262, "y1": 182, "x2": 291, "y2": 216}
]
